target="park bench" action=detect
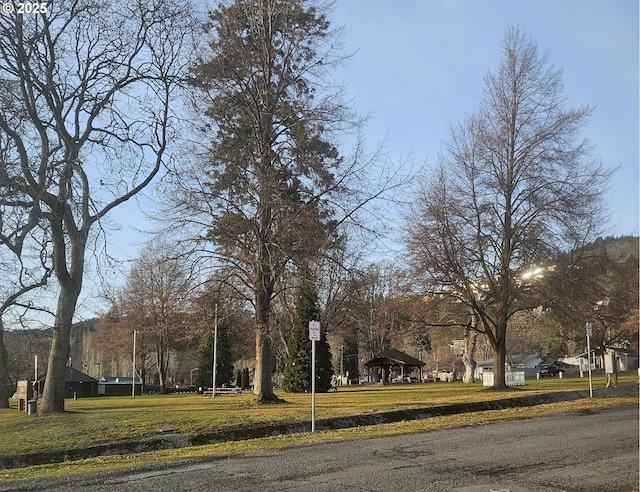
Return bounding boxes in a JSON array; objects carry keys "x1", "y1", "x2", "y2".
[{"x1": 203, "y1": 387, "x2": 243, "y2": 396}]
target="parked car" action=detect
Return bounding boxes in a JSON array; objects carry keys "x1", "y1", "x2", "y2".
[
  {"x1": 537, "y1": 364, "x2": 563, "y2": 377},
  {"x1": 392, "y1": 375, "x2": 416, "y2": 383}
]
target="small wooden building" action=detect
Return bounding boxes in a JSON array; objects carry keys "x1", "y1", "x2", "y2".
[
  {"x1": 37, "y1": 366, "x2": 98, "y2": 398},
  {"x1": 98, "y1": 376, "x2": 143, "y2": 396},
  {"x1": 364, "y1": 349, "x2": 425, "y2": 384}
]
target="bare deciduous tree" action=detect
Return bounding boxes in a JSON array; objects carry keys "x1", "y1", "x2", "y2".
[
  {"x1": 119, "y1": 240, "x2": 194, "y2": 394},
  {"x1": 405, "y1": 27, "x2": 610, "y2": 388},
  {"x1": 0, "y1": 0, "x2": 192, "y2": 412},
  {"x1": 0, "y1": 80, "x2": 53, "y2": 407}
]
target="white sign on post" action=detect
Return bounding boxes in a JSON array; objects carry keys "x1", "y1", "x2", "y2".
[
  {"x1": 308, "y1": 320, "x2": 320, "y2": 432},
  {"x1": 309, "y1": 320, "x2": 321, "y2": 341},
  {"x1": 585, "y1": 322, "x2": 593, "y2": 398}
]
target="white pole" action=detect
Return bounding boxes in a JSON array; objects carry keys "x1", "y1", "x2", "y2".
[
  {"x1": 132, "y1": 330, "x2": 137, "y2": 398},
  {"x1": 308, "y1": 320, "x2": 320, "y2": 433},
  {"x1": 34, "y1": 355, "x2": 38, "y2": 400},
  {"x1": 212, "y1": 304, "x2": 218, "y2": 398},
  {"x1": 311, "y1": 338, "x2": 316, "y2": 433},
  {"x1": 586, "y1": 322, "x2": 593, "y2": 398}
]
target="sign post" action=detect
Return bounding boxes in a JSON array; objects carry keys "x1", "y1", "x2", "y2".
[
  {"x1": 309, "y1": 320, "x2": 321, "y2": 432},
  {"x1": 212, "y1": 304, "x2": 218, "y2": 398},
  {"x1": 132, "y1": 330, "x2": 137, "y2": 398},
  {"x1": 586, "y1": 322, "x2": 593, "y2": 398}
]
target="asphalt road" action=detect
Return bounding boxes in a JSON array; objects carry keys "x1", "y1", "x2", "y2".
[{"x1": 8, "y1": 403, "x2": 639, "y2": 492}]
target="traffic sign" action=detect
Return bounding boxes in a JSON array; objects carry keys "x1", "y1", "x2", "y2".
[
  {"x1": 308, "y1": 320, "x2": 321, "y2": 433},
  {"x1": 309, "y1": 320, "x2": 321, "y2": 341}
]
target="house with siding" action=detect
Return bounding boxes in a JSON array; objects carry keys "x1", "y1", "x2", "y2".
[{"x1": 474, "y1": 354, "x2": 544, "y2": 381}]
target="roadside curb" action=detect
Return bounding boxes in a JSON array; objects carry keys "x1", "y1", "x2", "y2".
[{"x1": 1, "y1": 385, "x2": 636, "y2": 470}]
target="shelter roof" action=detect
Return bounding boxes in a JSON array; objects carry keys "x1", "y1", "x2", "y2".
[
  {"x1": 38, "y1": 366, "x2": 97, "y2": 383},
  {"x1": 65, "y1": 366, "x2": 97, "y2": 382},
  {"x1": 365, "y1": 348, "x2": 425, "y2": 368}
]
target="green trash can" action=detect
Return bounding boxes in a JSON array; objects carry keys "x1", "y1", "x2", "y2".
[{"x1": 27, "y1": 399, "x2": 37, "y2": 415}]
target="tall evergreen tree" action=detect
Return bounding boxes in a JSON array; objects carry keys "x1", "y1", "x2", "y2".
[
  {"x1": 195, "y1": 319, "x2": 234, "y2": 389},
  {"x1": 315, "y1": 322, "x2": 333, "y2": 393},
  {"x1": 340, "y1": 338, "x2": 359, "y2": 382},
  {"x1": 179, "y1": 0, "x2": 358, "y2": 403},
  {"x1": 241, "y1": 367, "x2": 251, "y2": 390},
  {"x1": 195, "y1": 332, "x2": 213, "y2": 390},
  {"x1": 283, "y1": 273, "x2": 332, "y2": 393}
]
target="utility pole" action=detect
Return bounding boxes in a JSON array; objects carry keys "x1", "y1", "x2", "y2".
[{"x1": 132, "y1": 330, "x2": 137, "y2": 398}]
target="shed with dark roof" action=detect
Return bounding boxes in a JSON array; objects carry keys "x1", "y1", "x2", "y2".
[{"x1": 36, "y1": 366, "x2": 98, "y2": 398}]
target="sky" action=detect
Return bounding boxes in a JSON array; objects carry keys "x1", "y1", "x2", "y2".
[
  {"x1": 76, "y1": 0, "x2": 639, "y2": 321},
  {"x1": 330, "y1": 0, "x2": 638, "y2": 235}
]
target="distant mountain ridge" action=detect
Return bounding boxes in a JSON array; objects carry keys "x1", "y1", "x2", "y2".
[{"x1": 586, "y1": 235, "x2": 638, "y2": 262}]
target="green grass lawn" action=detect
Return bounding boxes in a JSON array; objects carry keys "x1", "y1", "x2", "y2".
[
  {"x1": 0, "y1": 374, "x2": 636, "y2": 484},
  {"x1": 1, "y1": 373, "x2": 635, "y2": 457}
]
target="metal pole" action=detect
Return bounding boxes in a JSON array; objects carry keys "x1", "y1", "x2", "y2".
[
  {"x1": 308, "y1": 320, "x2": 320, "y2": 433},
  {"x1": 34, "y1": 355, "x2": 38, "y2": 400},
  {"x1": 586, "y1": 322, "x2": 593, "y2": 398},
  {"x1": 212, "y1": 304, "x2": 218, "y2": 397},
  {"x1": 311, "y1": 338, "x2": 316, "y2": 432},
  {"x1": 132, "y1": 330, "x2": 137, "y2": 398}
]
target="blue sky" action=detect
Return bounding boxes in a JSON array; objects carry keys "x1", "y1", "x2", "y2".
[
  {"x1": 331, "y1": 0, "x2": 639, "y2": 237},
  {"x1": 78, "y1": 0, "x2": 638, "y2": 320}
]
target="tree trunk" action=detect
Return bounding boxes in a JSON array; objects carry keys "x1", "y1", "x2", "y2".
[
  {"x1": 136, "y1": 363, "x2": 147, "y2": 395},
  {"x1": 492, "y1": 320, "x2": 508, "y2": 388},
  {"x1": 40, "y1": 283, "x2": 80, "y2": 413},
  {"x1": 40, "y1": 210, "x2": 86, "y2": 414},
  {"x1": 254, "y1": 324, "x2": 274, "y2": 402},
  {"x1": 0, "y1": 320, "x2": 9, "y2": 408},
  {"x1": 157, "y1": 343, "x2": 169, "y2": 394},
  {"x1": 253, "y1": 289, "x2": 279, "y2": 403},
  {"x1": 156, "y1": 325, "x2": 170, "y2": 394},
  {"x1": 462, "y1": 327, "x2": 478, "y2": 384}
]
